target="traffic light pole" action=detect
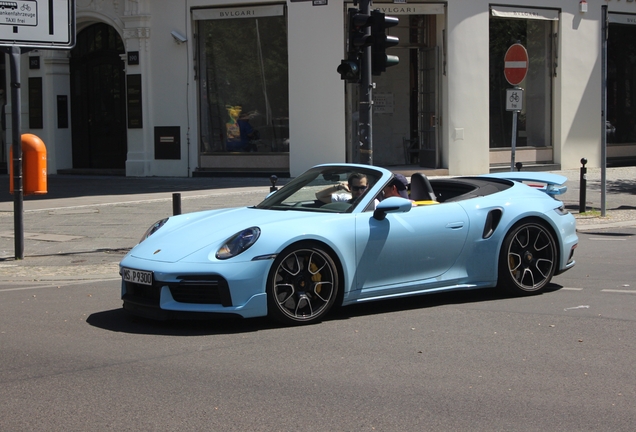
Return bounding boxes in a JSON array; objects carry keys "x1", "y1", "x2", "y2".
[
  {"x1": 358, "y1": 0, "x2": 373, "y2": 165},
  {"x1": 3, "y1": 46, "x2": 24, "y2": 260}
]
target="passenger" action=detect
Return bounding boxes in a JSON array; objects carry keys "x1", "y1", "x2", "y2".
[
  {"x1": 316, "y1": 172, "x2": 369, "y2": 204},
  {"x1": 382, "y1": 173, "x2": 410, "y2": 200}
]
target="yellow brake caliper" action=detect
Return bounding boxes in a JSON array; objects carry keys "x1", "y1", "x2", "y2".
[{"x1": 310, "y1": 262, "x2": 322, "y2": 293}]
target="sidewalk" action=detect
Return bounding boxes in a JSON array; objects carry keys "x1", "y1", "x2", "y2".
[
  {"x1": 0, "y1": 166, "x2": 634, "y2": 281},
  {"x1": 547, "y1": 165, "x2": 636, "y2": 230}
]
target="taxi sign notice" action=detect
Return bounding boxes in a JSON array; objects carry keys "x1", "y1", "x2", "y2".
[{"x1": 0, "y1": 0, "x2": 75, "y2": 49}]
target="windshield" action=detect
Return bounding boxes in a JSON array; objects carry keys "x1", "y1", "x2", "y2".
[{"x1": 256, "y1": 166, "x2": 382, "y2": 213}]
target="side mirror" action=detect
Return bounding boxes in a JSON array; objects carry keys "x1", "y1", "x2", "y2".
[{"x1": 373, "y1": 197, "x2": 412, "y2": 220}]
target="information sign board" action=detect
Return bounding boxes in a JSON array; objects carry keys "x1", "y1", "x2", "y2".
[
  {"x1": 506, "y1": 88, "x2": 524, "y2": 111},
  {"x1": 0, "y1": 0, "x2": 75, "y2": 49}
]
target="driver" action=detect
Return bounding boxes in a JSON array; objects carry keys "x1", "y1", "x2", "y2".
[{"x1": 316, "y1": 173, "x2": 369, "y2": 204}]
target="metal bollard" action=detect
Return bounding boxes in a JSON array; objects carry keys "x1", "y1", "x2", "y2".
[
  {"x1": 579, "y1": 158, "x2": 587, "y2": 213},
  {"x1": 270, "y1": 175, "x2": 279, "y2": 193},
  {"x1": 173, "y1": 192, "x2": 182, "y2": 215}
]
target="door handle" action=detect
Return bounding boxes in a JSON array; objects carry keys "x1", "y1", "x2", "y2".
[{"x1": 446, "y1": 221, "x2": 464, "y2": 229}]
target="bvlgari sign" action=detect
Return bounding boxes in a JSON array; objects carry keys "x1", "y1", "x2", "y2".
[{"x1": 192, "y1": 5, "x2": 285, "y2": 20}]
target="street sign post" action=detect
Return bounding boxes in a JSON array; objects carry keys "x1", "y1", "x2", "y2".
[
  {"x1": 504, "y1": 43, "x2": 528, "y2": 86},
  {"x1": 0, "y1": 0, "x2": 75, "y2": 260},
  {"x1": 0, "y1": 0, "x2": 75, "y2": 49},
  {"x1": 504, "y1": 43, "x2": 528, "y2": 171}
]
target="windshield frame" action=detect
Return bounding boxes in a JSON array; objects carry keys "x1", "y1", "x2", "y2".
[{"x1": 255, "y1": 164, "x2": 390, "y2": 214}]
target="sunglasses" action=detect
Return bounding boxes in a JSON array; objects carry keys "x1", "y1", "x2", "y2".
[{"x1": 351, "y1": 185, "x2": 368, "y2": 192}]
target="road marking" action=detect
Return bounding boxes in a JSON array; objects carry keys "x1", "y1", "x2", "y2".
[
  {"x1": 0, "y1": 231, "x2": 83, "y2": 242},
  {"x1": 602, "y1": 289, "x2": 636, "y2": 294},
  {"x1": 0, "y1": 278, "x2": 121, "y2": 292},
  {"x1": 562, "y1": 287, "x2": 583, "y2": 291},
  {"x1": 589, "y1": 238, "x2": 627, "y2": 241},
  {"x1": 564, "y1": 305, "x2": 589, "y2": 311}
]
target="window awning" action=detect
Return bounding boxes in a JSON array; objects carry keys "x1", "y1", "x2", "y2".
[
  {"x1": 491, "y1": 6, "x2": 559, "y2": 21},
  {"x1": 608, "y1": 13, "x2": 636, "y2": 25},
  {"x1": 192, "y1": 4, "x2": 285, "y2": 20}
]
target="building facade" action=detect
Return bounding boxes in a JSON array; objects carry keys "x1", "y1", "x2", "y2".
[{"x1": 1, "y1": 0, "x2": 635, "y2": 177}]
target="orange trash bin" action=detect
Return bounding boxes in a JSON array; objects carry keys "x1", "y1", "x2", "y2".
[{"x1": 9, "y1": 134, "x2": 47, "y2": 195}]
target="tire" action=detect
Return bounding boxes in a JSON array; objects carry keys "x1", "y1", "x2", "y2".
[
  {"x1": 267, "y1": 243, "x2": 339, "y2": 325},
  {"x1": 498, "y1": 220, "x2": 557, "y2": 295}
]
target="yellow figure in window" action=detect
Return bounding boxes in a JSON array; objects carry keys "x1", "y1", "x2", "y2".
[
  {"x1": 225, "y1": 105, "x2": 243, "y2": 150},
  {"x1": 226, "y1": 105, "x2": 257, "y2": 152}
]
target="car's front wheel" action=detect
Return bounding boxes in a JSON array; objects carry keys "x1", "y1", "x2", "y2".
[
  {"x1": 267, "y1": 243, "x2": 339, "y2": 325},
  {"x1": 498, "y1": 220, "x2": 557, "y2": 295}
]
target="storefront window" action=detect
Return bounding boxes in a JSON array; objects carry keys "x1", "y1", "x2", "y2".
[
  {"x1": 195, "y1": 5, "x2": 289, "y2": 154},
  {"x1": 489, "y1": 9, "x2": 555, "y2": 150}
]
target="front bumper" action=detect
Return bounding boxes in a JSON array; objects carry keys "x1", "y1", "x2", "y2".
[{"x1": 120, "y1": 256, "x2": 272, "y2": 320}]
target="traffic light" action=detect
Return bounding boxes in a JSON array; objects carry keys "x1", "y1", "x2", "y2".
[
  {"x1": 337, "y1": 57, "x2": 361, "y2": 83},
  {"x1": 337, "y1": 8, "x2": 373, "y2": 83},
  {"x1": 370, "y1": 10, "x2": 399, "y2": 76},
  {"x1": 348, "y1": 8, "x2": 373, "y2": 55}
]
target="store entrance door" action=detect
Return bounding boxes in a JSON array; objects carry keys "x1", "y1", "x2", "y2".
[
  {"x1": 347, "y1": 8, "x2": 442, "y2": 167},
  {"x1": 415, "y1": 46, "x2": 440, "y2": 168}
]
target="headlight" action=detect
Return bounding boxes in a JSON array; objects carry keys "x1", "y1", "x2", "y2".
[
  {"x1": 140, "y1": 218, "x2": 168, "y2": 243},
  {"x1": 216, "y1": 227, "x2": 261, "y2": 260}
]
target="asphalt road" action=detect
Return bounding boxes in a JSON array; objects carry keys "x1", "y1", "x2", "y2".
[{"x1": 0, "y1": 228, "x2": 635, "y2": 431}]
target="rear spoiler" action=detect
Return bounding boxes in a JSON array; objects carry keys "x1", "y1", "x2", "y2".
[{"x1": 481, "y1": 172, "x2": 568, "y2": 196}]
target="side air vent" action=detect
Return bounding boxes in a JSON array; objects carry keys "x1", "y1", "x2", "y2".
[{"x1": 482, "y1": 209, "x2": 503, "y2": 239}]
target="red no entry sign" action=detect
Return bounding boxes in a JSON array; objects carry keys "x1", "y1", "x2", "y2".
[{"x1": 504, "y1": 43, "x2": 528, "y2": 86}]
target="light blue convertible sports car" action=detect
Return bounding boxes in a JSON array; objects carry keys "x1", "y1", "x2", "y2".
[{"x1": 120, "y1": 163, "x2": 578, "y2": 325}]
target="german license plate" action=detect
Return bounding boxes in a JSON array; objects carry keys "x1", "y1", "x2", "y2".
[{"x1": 122, "y1": 268, "x2": 153, "y2": 286}]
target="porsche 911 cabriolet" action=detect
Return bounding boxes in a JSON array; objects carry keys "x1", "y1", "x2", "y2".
[{"x1": 120, "y1": 163, "x2": 578, "y2": 325}]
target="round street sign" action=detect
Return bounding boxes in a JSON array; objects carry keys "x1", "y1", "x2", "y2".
[{"x1": 504, "y1": 43, "x2": 528, "y2": 86}]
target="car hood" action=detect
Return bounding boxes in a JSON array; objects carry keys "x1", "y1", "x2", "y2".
[{"x1": 127, "y1": 207, "x2": 320, "y2": 263}]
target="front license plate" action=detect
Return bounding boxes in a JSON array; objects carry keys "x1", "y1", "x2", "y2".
[{"x1": 122, "y1": 268, "x2": 153, "y2": 286}]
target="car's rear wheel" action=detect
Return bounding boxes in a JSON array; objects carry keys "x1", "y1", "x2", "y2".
[
  {"x1": 267, "y1": 243, "x2": 339, "y2": 325},
  {"x1": 498, "y1": 220, "x2": 557, "y2": 295}
]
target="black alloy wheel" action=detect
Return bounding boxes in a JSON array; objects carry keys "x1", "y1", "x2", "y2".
[
  {"x1": 498, "y1": 220, "x2": 557, "y2": 294},
  {"x1": 267, "y1": 243, "x2": 339, "y2": 325}
]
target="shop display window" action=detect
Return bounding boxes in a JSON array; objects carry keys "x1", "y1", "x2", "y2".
[
  {"x1": 196, "y1": 6, "x2": 289, "y2": 154},
  {"x1": 489, "y1": 14, "x2": 555, "y2": 150}
]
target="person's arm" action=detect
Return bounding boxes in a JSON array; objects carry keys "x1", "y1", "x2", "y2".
[{"x1": 316, "y1": 183, "x2": 347, "y2": 203}]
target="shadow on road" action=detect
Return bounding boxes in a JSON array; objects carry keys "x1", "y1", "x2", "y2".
[
  {"x1": 87, "y1": 285, "x2": 564, "y2": 336},
  {"x1": 0, "y1": 174, "x2": 278, "y2": 204}
]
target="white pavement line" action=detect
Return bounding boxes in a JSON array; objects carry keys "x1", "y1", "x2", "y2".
[
  {"x1": 589, "y1": 237, "x2": 627, "y2": 241},
  {"x1": 602, "y1": 289, "x2": 636, "y2": 294},
  {"x1": 577, "y1": 221, "x2": 636, "y2": 231},
  {"x1": 561, "y1": 287, "x2": 583, "y2": 291},
  {"x1": 564, "y1": 305, "x2": 589, "y2": 311},
  {"x1": 0, "y1": 278, "x2": 121, "y2": 292},
  {"x1": 18, "y1": 189, "x2": 265, "y2": 213}
]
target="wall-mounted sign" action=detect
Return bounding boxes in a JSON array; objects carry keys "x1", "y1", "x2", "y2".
[
  {"x1": 28, "y1": 77, "x2": 42, "y2": 128},
  {"x1": 374, "y1": 93, "x2": 394, "y2": 114},
  {"x1": 126, "y1": 74, "x2": 143, "y2": 128},
  {"x1": 154, "y1": 126, "x2": 181, "y2": 160},
  {"x1": 127, "y1": 51, "x2": 139, "y2": 65},
  {"x1": 192, "y1": 5, "x2": 284, "y2": 20},
  {"x1": 29, "y1": 56, "x2": 39, "y2": 69},
  {"x1": 57, "y1": 95, "x2": 68, "y2": 128}
]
